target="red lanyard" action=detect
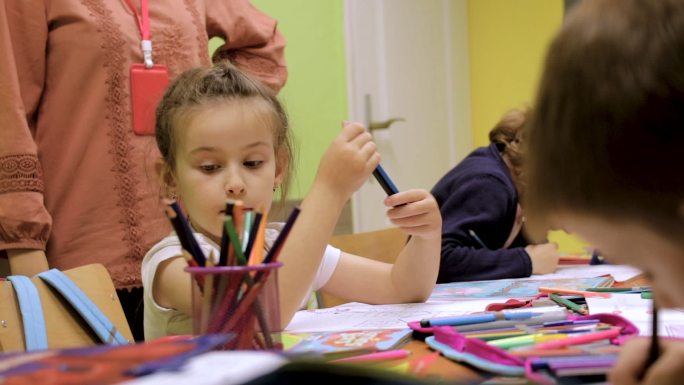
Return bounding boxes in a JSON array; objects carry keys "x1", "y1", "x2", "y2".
[{"x1": 124, "y1": 0, "x2": 154, "y2": 67}]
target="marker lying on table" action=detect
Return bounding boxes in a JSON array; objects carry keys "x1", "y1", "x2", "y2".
[
  {"x1": 526, "y1": 327, "x2": 622, "y2": 350},
  {"x1": 449, "y1": 310, "x2": 570, "y2": 333},
  {"x1": 585, "y1": 286, "x2": 651, "y2": 293},
  {"x1": 420, "y1": 309, "x2": 564, "y2": 328},
  {"x1": 488, "y1": 333, "x2": 568, "y2": 350}
]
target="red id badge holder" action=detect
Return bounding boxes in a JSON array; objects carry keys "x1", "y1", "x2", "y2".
[{"x1": 130, "y1": 63, "x2": 169, "y2": 136}]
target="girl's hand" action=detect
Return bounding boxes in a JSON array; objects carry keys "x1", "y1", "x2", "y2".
[
  {"x1": 384, "y1": 189, "x2": 442, "y2": 240},
  {"x1": 526, "y1": 242, "x2": 560, "y2": 274},
  {"x1": 314, "y1": 122, "x2": 380, "y2": 199},
  {"x1": 611, "y1": 337, "x2": 684, "y2": 385}
]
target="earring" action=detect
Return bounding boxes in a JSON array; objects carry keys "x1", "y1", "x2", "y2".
[{"x1": 273, "y1": 184, "x2": 279, "y2": 192}]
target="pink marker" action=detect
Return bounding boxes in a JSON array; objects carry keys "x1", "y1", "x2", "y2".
[
  {"x1": 530, "y1": 327, "x2": 622, "y2": 350},
  {"x1": 332, "y1": 349, "x2": 411, "y2": 363}
]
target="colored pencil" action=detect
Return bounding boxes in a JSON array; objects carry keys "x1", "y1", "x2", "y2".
[
  {"x1": 549, "y1": 293, "x2": 588, "y2": 315},
  {"x1": 641, "y1": 301, "x2": 660, "y2": 379},
  {"x1": 538, "y1": 287, "x2": 611, "y2": 298},
  {"x1": 332, "y1": 349, "x2": 410, "y2": 363},
  {"x1": 163, "y1": 199, "x2": 206, "y2": 266},
  {"x1": 262, "y1": 207, "x2": 300, "y2": 264}
]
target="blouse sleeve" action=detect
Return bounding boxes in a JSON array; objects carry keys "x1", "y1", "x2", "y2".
[
  {"x1": 205, "y1": 0, "x2": 288, "y2": 93},
  {"x1": 0, "y1": 0, "x2": 52, "y2": 252}
]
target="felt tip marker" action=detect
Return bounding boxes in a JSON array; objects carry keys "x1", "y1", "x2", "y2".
[
  {"x1": 373, "y1": 164, "x2": 400, "y2": 196},
  {"x1": 420, "y1": 310, "x2": 546, "y2": 328}
]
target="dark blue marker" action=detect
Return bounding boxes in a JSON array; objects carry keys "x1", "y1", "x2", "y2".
[{"x1": 373, "y1": 164, "x2": 399, "y2": 196}]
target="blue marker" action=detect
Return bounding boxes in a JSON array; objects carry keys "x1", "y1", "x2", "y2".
[
  {"x1": 373, "y1": 164, "x2": 399, "y2": 196},
  {"x1": 420, "y1": 310, "x2": 545, "y2": 327}
]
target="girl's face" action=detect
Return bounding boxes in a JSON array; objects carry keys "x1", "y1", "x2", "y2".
[
  {"x1": 171, "y1": 99, "x2": 284, "y2": 243},
  {"x1": 555, "y1": 212, "x2": 684, "y2": 308}
]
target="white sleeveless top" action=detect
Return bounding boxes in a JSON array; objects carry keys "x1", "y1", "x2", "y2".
[{"x1": 141, "y1": 223, "x2": 341, "y2": 341}]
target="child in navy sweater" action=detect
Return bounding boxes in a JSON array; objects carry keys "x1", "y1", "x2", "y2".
[{"x1": 431, "y1": 107, "x2": 559, "y2": 282}]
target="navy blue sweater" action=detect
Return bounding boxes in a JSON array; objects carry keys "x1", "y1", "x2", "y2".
[{"x1": 431, "y1": 144, "x2": 532, "y2": 282}]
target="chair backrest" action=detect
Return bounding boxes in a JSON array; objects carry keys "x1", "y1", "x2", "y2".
[
  {"x1": 0, "y1": 264, "x2": 133, "y2": 352},
  {"x1": 319, "y1": 228, "x2": 408, "y2": 308}
]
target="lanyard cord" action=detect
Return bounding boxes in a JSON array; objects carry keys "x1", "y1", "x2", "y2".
[{"x1": 123, "y1": 0, "x2": 154, "y2": 68}]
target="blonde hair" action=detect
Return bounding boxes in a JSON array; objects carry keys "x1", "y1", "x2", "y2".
[{"x1": 155, "y1": 61, "x2": 294, "y2": 201}]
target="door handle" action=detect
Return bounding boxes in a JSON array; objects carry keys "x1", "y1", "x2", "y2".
[
  {"x1": 369, "y1": 117, "x2": 405, "y2": 132},
  {"x1": 364, "y1": 94, "x2": 405, "y2": 133}
]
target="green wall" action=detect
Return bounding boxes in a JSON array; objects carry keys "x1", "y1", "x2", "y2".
[{"x1": 241, "y1": 0, "x2": 348, "y2": 199}]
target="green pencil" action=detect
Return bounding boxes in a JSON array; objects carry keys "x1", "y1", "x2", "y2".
[{"x1": 549, "y1": 293, "x2": 588, "y2": 315}]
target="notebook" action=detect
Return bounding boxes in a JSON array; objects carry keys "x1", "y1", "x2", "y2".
[{"x1": 429, "y1": 276, "x2": 614, "y2": 301}]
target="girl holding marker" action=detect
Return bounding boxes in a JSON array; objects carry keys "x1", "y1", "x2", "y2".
[{"x1": 142, "y1": 61, "x2": 442, "y2": 339}]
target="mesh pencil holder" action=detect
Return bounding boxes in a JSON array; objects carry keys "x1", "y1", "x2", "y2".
[{"x1": 185, "y1": 262, "x2": 282, "y2": 350}]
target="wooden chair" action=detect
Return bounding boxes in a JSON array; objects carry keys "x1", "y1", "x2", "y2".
[{"x1": 317, "y1": 227, "x2": 408, "y2": 308}]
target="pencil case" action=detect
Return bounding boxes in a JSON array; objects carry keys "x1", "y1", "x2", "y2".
[{"x1": 407, "y1": 313, "x2": 639, "y2": 383}]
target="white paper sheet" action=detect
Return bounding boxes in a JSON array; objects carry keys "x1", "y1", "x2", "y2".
[
  {"x1": 286, "y1": 300, "x2": 497, "y2": 332},
  {"x1": 586, "y1": 294, "x2": 684, "y2": 338},
  {"x1": 121, "y1": 351, "x2": 287, "y2": 385},
  {"x1": 531, "y1": 264, "x2": 643, "y2": 282}
]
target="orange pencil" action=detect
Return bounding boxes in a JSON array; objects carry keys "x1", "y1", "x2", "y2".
[
  {"x1": 538, "y1": 287, "x2": 611, "y2": 298},
  {"x1": 247, "y1": 208, "x2": 267, "y2": 266}
]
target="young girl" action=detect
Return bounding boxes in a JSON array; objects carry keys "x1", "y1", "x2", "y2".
[
  {"x1": 142, "y1": 62, "x2": 441, "y2": 340},
  {"x1": 431, "y1": 107, "x2": 559, "y2": 282},
  {"x1": 524, "y1": 0, "x2": 684, "y2": 384}
]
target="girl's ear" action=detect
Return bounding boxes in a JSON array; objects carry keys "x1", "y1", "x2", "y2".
[
  {"x1": 274, "y1": 150, "x2": 289, "y2": 187},
  {"x1": 155, "y1": 158, "x2": 177, "y2": 197}
]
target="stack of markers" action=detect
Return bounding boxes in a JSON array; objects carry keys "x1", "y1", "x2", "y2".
[{"x1": 164, "y1": 199, "x2": 300, "y2": 350}]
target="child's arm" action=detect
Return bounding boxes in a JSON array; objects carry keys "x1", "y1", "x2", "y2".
[
  {"x1": 278, "y1": 123, "x2": 381, "y2": 324},
  {"x1": 610, "y1": 336, "x2": 684, "y2": 385},
  {"x1": 322, "y1": 189, "x2": 441, "y2": 304},
  {"x1": 152, "y1": 255, "x2": 199, "y2": 317}
]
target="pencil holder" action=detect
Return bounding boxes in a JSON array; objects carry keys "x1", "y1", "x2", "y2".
[{"x1": 185, "y1": 262, "x2": 282, "y2": 350}]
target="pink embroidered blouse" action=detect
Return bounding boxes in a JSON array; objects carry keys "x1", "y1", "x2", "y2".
[{"x1": 0, "y1": 0, "x2": 287, "y2": 289}]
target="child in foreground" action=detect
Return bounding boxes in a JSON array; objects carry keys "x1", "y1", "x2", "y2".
[
  {"x1": 524, "y1": 0, "x2": 684, "y2": 384},
  {"x1": 141, "y1": 62, "x2": 441, "y2": 340}
]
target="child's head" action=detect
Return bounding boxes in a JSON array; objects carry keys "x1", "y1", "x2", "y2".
[
  {"x1": 489, "y1": 106, "x2": 530, "y2": 199},
  {"x1": 524, "y1": 0, "x2": 684, "y2": 306},
  {"x1": 155, "y1": 61, "x2": 294, "y2": 242}
]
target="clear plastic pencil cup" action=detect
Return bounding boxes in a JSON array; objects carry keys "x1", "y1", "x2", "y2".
[{"x1": 185, "y1": 262, "x2": 282, "y2": 350}]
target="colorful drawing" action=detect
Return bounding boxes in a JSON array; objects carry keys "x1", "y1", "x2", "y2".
[
  {"x1": 285, "y1": 329, "x2": 412, "y2": 355},
  {"x1": 429, "y1": 276, "x2": 613, "y2": 300}
]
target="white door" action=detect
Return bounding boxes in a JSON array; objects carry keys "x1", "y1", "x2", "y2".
[{"x1": 345, "y1": 0, "x2": 472, "y2": 232}]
